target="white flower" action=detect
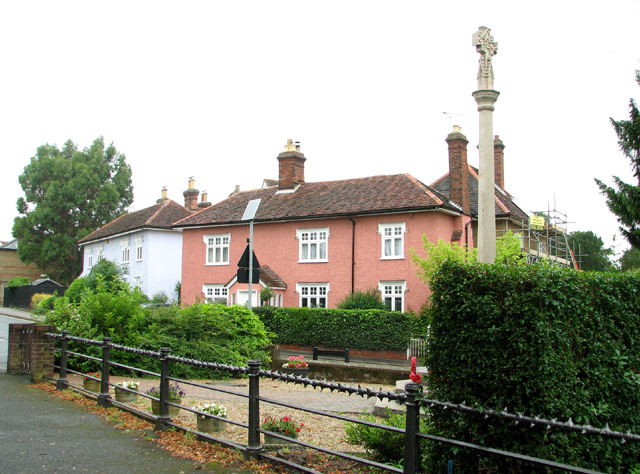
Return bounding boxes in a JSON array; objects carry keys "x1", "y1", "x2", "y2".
[
  {"x1": 116, "y1": 380, "x2": 140, "y2": 390},
  {"x1": 194, "y1": 402, "x2": 227, "y2": 417}
]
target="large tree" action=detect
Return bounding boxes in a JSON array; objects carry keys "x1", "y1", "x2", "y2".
[
  {"x1": 567, "y1": 230, "x2": 613, "y2": 271},
  {"x1": 596, "y1": 71, "x2": 640, "y2": 247},
  {"x1": 620, "y1": 246, "x2": 640, "y2": 272},
  {"x1": 12, "y1": 137, "x2": 133, "y2": 284}
]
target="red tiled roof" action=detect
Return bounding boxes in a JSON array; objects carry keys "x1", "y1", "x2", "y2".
[
  {"x1": 175, "y1": 173, "x2": 459, "y2": 227},
  {"x1": 78, "y1": 199, "x2": 193, "y2": 244},
  {"x1": 259, "y1": 265, "x2": 287, "y2": 289},
  {"x1": 431, "y1": 165, "x2": 528, "y2": 221}
]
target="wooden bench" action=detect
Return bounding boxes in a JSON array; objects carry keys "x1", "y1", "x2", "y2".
[{"x1": 312, "y1": 347, "x2": 350, "y2": 363}]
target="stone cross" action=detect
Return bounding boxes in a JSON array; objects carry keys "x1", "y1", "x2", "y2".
[{"x1": 473, "y1": 26, "x2": 498, "y2": 90}]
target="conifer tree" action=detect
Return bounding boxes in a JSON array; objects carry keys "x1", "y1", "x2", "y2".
[{"x1": 596, "y1": 71, "x2": 640, "y2": 247}]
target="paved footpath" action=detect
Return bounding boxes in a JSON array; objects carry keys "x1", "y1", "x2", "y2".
[{"x1": 0, "y1": 373, "x2": 254, "y2": 474}]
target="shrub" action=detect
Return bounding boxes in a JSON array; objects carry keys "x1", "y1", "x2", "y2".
[
  {"x1": 260, "y1": 286, "x2": 274, "y2": 305},
  {"x1": 7, "y1": 276, "x2": 30, "y2": 287},
  {"x1": 150, "y1": 291, "x2": 169, "y2": 304},
  {"x1": 30, "y1": 293, "x2": 52, "y2": 310},
  {"x1": 65, "y1": 277, "x2": 88, "y2": 304},
  {"x1": 337, "y1": 287, "x2": 386, "y2": 310},
  {"x1": 426, "y1": 261, "x2": 640, "y2": 473},
  {"x1": 141, "y1": 303, "x2": 272, "y2": 376},
  {"x1": 86, "y1": 259, "x2": 129, "y2": 293},
  {"x1": 345, "y1": 412, "x2": 417, "y2": 466},
  {"x1": 252, "y1": 307, "x2": 412, "y2": 351},
  {"x1": 32, "y1": 294, "x2": 58, "y2": 316}
]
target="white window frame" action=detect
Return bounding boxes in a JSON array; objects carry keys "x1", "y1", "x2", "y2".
[
  {"x1": 297, "y1": 228, "x2": 329, "y2": 263},
  {"x1": 204, "y1": 233, "x2": 231, "y2": 265},
  {"x1": 87, "y1": 248, "x2": 93, "y2": 269},
  {"x1": 379, "y1": 281, "x2": 406, "y2": 312},
  {"x1": 297, "y1": 283, "x2": 329, "y2": 308},
  {"x1": 121, "y1": 239, "x2": 130, "y2": 264},
  {"x1": 379, "y1": 222, "x2": 406, "y2": 259},
  {"x1": 133, "y1": 276, "x2": 141, "y2": 288},
  {"x1": 203, "y1": 284, "x2": 229, "y2": 304},
  {"x1": 135, "y1": 236, "x2": 143, "y2": 261},
  {"x1": 96, "y1": 246, "x2": 104, "y2": 263}
]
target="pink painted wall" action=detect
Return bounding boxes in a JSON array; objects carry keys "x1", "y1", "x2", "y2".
[{"x1": 181, "y1": 211, "x2": 472, "y2": 312}]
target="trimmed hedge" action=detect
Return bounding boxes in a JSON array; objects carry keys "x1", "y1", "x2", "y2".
[
  {"x1": 426, "y1": 261, "x2": 640, "y2": 473},
  {"x1": 252, "y1": 307, "x2": 414, "y2": 352}
]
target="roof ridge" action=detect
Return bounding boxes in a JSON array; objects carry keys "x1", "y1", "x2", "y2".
[
  {"x1": 146, "y1": 199, "x2": 172, "y2": 225},
  {"x1": 404, "y1": 173, "x2": 444, "y2": 205}
]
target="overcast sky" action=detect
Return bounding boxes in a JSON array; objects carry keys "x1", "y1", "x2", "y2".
[{"x1": 1, "y1": 1, "x2": 639, "y2": 258}]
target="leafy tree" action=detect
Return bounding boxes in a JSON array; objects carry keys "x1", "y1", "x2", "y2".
[
  {"x1": 410, "y1": 230, "x2": 525, "y2": 286},
  {"x1": 620, "y1": 246, "x2": 640, "y2": 272},
  {"x1": 567, "y1": 230, "x2": 614, "y2": 271},
  {"x1": 596, "y1": 71, "x2": 640, "y2": 248},
  {"x1": 12, "y1": 137, "x2": 133, "y2": 284}
]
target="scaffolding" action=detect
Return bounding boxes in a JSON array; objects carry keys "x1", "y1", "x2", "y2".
[{"x1": 496, "y1": 207, "x2": 580, "y2": 270}]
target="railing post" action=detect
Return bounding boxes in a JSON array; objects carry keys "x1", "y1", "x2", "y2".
[
  {"x1": 245, "y1": 360, "x2": 263, "y2": 459},
  {"x1": 97, "y1": 337, "x2": 112, "y2": 407},
  {"x1": 404, "y1": 383, "x2": 422, "y2": 474},
  {"x1": 56, "y1": 330, "x2": 70, "y2": 390},
  {"x1": 155, "y1": 347, "x2": 171, "y2": 431}
]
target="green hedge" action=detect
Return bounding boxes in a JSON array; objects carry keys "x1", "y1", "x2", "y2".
[
  {"x1": 426, "y1": 261, "x2": 640, "y2": 473},
  {"x1": 252, "y1": 307, "x2": 415, "y2": 352}
]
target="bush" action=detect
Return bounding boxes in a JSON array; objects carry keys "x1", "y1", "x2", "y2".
[
  {"x1": 65, "y1": 277, "x2": 88, "y2": 304},
  {"x1": 426, "y1": 261, "x2": 640, "y2": 473},
  {"x1": 140, "y1": 303, "x2": 272, "y2": 376},
  {"x1": 32, "y1": 294, "x2": 58, "y2": 316},
  {"x1": 7, "y1": 276, "x2": 30, "y2": 287},
  {"x1": 337, "y1": 287, "x2": 386, "y2": 310},
  {"x1": 345, "y1": 411, "x2": 426, "y2": 467},
  {"x1": 150, "y1": 291, "x2": 169, "y2": 304},
  {"x1": 30, "y1": 293, "x2": 52, "y2": 310},
  {"x1": 252, "y1": 307, "x2": 412, "y2": 351}
]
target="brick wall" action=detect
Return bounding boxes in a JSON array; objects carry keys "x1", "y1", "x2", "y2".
[{"x1": 8, "y1": 324, "x2": 56, "y2": 382}]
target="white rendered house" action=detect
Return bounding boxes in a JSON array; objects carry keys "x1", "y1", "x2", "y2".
[{"x1": 78, "y1": 198, "x2": 195, "y2": 299}]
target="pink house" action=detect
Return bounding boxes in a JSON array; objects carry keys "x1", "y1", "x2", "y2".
[{"x1": 175, "y1": 137, "x2": 476, "y2": 312}]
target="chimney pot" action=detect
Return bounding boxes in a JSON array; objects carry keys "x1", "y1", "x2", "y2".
[
  {"x1": 277, "y1": 139, "x2": 306, "y2": 189},
  {"x1": 183, "y1": 177, "x2": 199, "y2": 210}
]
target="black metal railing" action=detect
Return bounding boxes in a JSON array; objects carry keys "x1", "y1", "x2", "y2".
[{"x1": 44, "y1": 330, "x2": 635, "y2": 474}]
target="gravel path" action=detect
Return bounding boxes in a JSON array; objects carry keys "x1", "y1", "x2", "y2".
[{"x1": 69, "y1": 374, "x2": 398, "y2": 453}]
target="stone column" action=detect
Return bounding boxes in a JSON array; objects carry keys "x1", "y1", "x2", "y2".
[{"x1": 472, "y1": 26, "x2": 499, "y2": 264}]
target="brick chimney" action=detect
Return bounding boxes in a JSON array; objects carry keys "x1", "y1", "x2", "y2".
[
  {"x1": 183, "y1": 177, "x2": 199, "y2": 211},
  {"x1": 197, "y1": 190, "x2": 211, "y2": 209},
  {"x1": 494, "y1": 135, "x2": 505, "y2": 190},
  {"x1": 277, "y1": 139, "x2": 306, "y2": 189},
  {"x1": 445, "y1": 126, "x2": 470, "y2": 215},
  {"x1": 156, "y1": 186, "x2": 168, "y2": 203}
]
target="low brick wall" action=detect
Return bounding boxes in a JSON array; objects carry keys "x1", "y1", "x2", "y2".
[
  {"x1": 276, "y1": 343, "x2": 406, "y2": 361},
  {"x1": 271, "y1": 345, "x2": 409, "y2": 385},
  {"x1": 8, "y1": 324, "x2": 56, "y2": 382}
]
